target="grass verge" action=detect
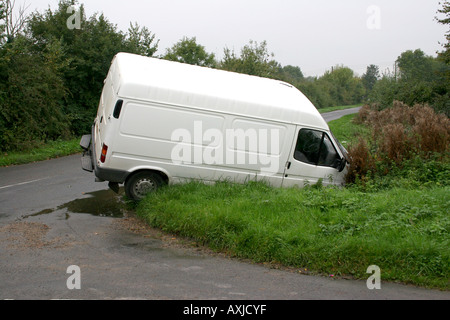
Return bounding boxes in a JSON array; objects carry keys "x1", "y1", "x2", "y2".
[
  {"x1": 137, "y1": 181, "x2": 449, "y2": 290},
  {"x1": 0, "y1": 138, "x2": 81, "y2": 167},
  {"x1": 328, "y1": 113, "x2": 370, "y2": 149}
]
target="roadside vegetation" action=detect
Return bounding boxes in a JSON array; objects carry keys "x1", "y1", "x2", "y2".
[
  {"x1": 0, "y1": 137, "x2": 80, "y2": 166},
  {"x1": 345, "y1": 102, "x2": 449, "y2": 186},
  {"x1": 137, "y1": 180, "x2": 448, "y2": 289}
]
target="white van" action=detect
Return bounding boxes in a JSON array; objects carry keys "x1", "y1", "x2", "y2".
[{"x1": 80, "y1": 52, "x2": 349, "y2": 200}]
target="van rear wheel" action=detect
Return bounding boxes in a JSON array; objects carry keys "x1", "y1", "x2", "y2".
[{"x1": 125, "y1": 171, "x2": 163, "y2": 201}]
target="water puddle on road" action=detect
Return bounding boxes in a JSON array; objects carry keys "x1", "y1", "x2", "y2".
[{"x1": 25, "y1": 189, "x2": 126, "y2": 219}]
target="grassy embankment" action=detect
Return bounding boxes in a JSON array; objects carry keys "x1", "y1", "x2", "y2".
[
  {"x1": 0, "y1": 138, "x2": 81, "y2": 167},
  {"x1": 136, "y1": 112, "x2": 449, "y2": 290}
]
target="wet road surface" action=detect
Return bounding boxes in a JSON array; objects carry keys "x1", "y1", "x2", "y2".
[{"x1": 0, "y1": 108, "x2": 448, "y2": 300}]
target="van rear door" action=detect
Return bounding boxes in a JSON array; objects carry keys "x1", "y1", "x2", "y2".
[{"x1": 94, "y1": 71, "x2": 117, "y2": 165}]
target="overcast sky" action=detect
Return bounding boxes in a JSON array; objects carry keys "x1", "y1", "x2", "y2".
[{"x1": 26, "y1": 0, "x2": 448, "y2": 77}]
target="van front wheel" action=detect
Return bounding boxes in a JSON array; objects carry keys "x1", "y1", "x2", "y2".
[{"x1": 125, "y1": 171, "x2": 163, "y2": 201}]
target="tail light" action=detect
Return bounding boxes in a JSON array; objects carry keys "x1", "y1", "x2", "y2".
[{"x1": 100, "y1": 143, "x2": 108, "y2": 163}]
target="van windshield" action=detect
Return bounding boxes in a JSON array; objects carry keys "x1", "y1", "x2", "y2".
[{"x1": 330, "y1": 131, "x2": 350, "y2": 163}]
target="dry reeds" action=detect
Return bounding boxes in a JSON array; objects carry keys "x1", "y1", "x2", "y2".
[{"x1": 347, "y1": 101, "x2": 450, "y2": 183}]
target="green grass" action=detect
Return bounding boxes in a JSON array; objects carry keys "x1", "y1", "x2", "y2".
[
  {"x1": 318, "y1": 104, "x2": 362, "y2": 114},
  {"x1": 137, "y1": 181, "x2": 449, "y2": 289},
  {"x1": 0, "y1": 138, "x2": 81, "y2": 167},
  {"x1": 328, "y1": 113, "x2": 370, "y2": 149}
]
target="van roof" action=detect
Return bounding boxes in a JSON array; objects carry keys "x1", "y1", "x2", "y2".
[{"x1": 112, "y1": 52, "x2": 328, "y2": 130}]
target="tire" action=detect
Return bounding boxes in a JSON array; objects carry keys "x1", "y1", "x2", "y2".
[{"x1": 125, "y1": 171, "x2": 163, "y2": 201}]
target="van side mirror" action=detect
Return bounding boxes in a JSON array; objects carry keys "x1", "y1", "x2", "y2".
[{"x1": 337, "y1": 158, "x2": 347, "y2": 172}]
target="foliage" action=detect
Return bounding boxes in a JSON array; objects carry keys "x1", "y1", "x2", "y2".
[
  {"x1": 0, "y1": 137, "x2": 81, "y2": 166},
  {"x1": 365, "y1": 2, "x2": 450, "y2": 115},
  {"x1": 318, "y1": 65, "x2": 365, "y2": 107},
  {"x1": 346, "y1": 102, "x2": 450, "y2": 185},
  {"x1": 26, "y1": 0, "x2": 159, "y2": 137},
  {"x1": 436, "y1": 0, "x2": 450, "y2": 64},
  {"x1": 296, "y1": 79, "x2": 335, "y2": 108},
  {"x1": 278, "y1": 65, "x2": 304, "y2": 83},
  {"x1": 137, "y1": 180, "x2": 449, "y2": 289},
  {"x1": 163, "y1": 36, "x2": 216, "y2": 67},
  {"x1": 0, "y1": 1, "x2": 4, "y2": 43},
  {"x1": 0, "y1": 0, "x2": 160, "y2": 151},
  {"x1": 369, "y1": 49, "x2": 449, "y2": 116},
  {"x1": 0, "y1": 34, "x2": 70, "y2": 151},
  {"x1": 125, "y1": 22, "x2": 159, "y2": 57},
  {"x1": 362, "y1": 64, "x2": 380, "y2": 93},
  {"x1": 327, "y1": 112, "x2": 370, "y2": 149},
  {"x1": 219, "y1": 40, "x2": 279, "y2": 78},
  {"x1": 282, "y1": 66, "x2": 365, "y2": 109},
  {"x1": 217, "y1": 42, "x2": 364, "y2": 109}
]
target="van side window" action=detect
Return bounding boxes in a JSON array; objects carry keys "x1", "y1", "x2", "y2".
[{"x1": 294, "y1": 129, "x2": 340, "y2": 168}]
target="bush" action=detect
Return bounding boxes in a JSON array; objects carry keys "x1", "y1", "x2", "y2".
[
  {"x1": 346, "y1": 101, "x2": 450, "y2": 185},
  {"x1": 0, "y1": 36, "x2": 71, "y2": 152}
]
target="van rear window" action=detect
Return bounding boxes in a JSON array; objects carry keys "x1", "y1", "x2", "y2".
[{"x1": 113, "y1": 100, "x2": 124, "y2": 119}]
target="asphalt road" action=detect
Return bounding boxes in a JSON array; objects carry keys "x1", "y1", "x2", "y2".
[
  {"x1": 0, "y1": 107, "x2": 448, "y2": 301},
  {"x1": 320, "y1": 106, "x2": 362, "y2": 122}
]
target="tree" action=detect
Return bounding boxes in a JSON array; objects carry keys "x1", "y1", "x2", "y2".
[
  {"x1": 125, "y1": 22, "x2": 159, "y2": 57},
  {"x1": 368, "y1": 48, "x2": 449, "y2": 115},
  {"x1": 27, "y1": 0, "x2": 159, "y2": 135},
  {"x1": 362, "y1": 64, "x2": 380, "y2": 92},
  {"x1": 0, "y1": 35, "x2": 70, "y2": 151},
  {"x1": 319, "y1": 65, "x2": 365, "y2": 106},
  {"x1": 396, "y1": 49, "x2": 434, "y2": 82},
  {"x1": 297, "y1": 79, "x2": 334, "y2": 109},
  {"x1": 28, "y1": 1, "x2": 122, "y2": 134},
  {"x1": 163, "y1": 36, "x2": 216, "y2": 67},
  {"x1": 436, "y1": 0, "x2": 450, "y2": 63},
  {"x1": 1, "y1": 0, "x2": 164, "y2": 151},
  {"x1": 2, "y1": 0, "x2": 29, "y2": 43},
  {"x1": 220, "y1": 40, "x2": 279, "y2": 78},
  {"x1": 0, "y1": 1, "x2": 5, "y2": 43},
  {"x1": 278, "y1": 65, "x2": 304, "y2": 84}
]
